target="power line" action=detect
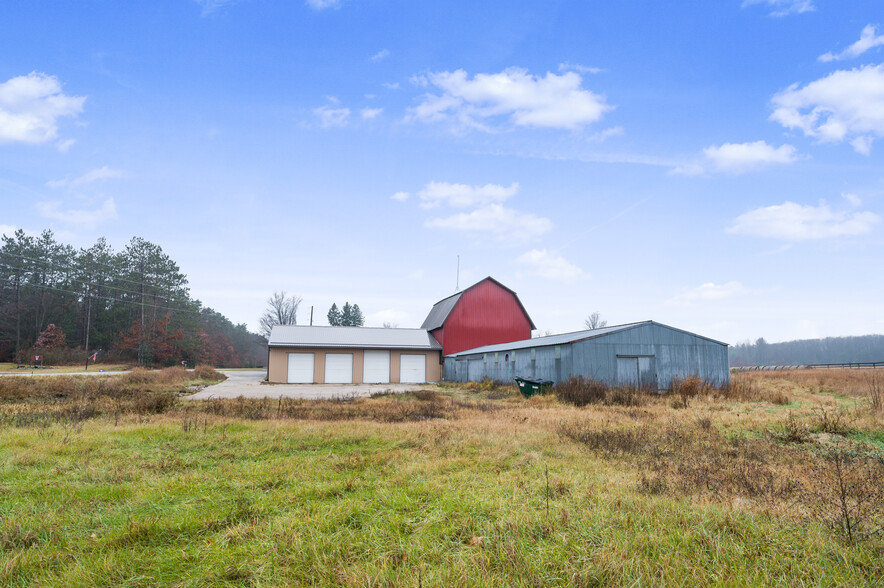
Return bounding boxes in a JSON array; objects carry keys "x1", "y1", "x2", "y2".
[
  {"x1": 0, "y1": 254, "x2": 187, "y2": 303},
  {"x1": 12, "y1": 280, "x2": 208, "y2": 317},
  {"x1": 0, "y1": 250, "x2": 187, "y2": 293}
]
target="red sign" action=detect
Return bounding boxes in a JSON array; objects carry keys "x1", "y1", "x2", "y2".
[{"x1": 32, "y1": 355, "x2": 42, "y2": 362}]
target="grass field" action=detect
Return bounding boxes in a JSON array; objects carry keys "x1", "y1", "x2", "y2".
[
  {"x1": 0, "y1": 362, "x2": 133, "y2": 374},
  {"x1": 1, "y1": 368, "x2": 883, "y2": 586}
]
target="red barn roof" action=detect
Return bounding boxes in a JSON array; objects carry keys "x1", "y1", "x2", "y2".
[{"x1": 421, "y1": 277, "x2": 535, "y2": 356}]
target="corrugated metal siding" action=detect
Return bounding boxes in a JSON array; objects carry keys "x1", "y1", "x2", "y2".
[
  {"x1": 443, "y1": 322, "x2": 730, "y2": 388},
  {"x1": 441, "y1": 279, "x2": 533, "y2": 356}
]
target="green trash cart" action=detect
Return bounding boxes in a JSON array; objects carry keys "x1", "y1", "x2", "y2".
[{"x1": 514, "y1": 376, "x2": 554, "y2": 398}]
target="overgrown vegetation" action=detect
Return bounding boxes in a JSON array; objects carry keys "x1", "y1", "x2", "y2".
[
  {"x1": 553, "y1": 375, "x2": 646, "y2": 407},
  {"x1": 0, "y1": 366, "x2": 224, "y2": 427},
  {"x1": 1, "y1": 368, "x2": 883, "y2": 585}
]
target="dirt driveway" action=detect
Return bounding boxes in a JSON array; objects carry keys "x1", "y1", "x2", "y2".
[{"x1": 186, "y1": 370, "x2": 429, "y2": 400}]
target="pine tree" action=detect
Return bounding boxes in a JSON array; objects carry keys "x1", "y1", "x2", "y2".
[
  {"x1": 327, "y1": 303, "x2": 342, "y2": 326},
  {"x1": 327, "y1": 302, "x2": 364, "y2": 326},
  {"x1": 350, "y1": 304, "x2": 364, "y2": 327}
]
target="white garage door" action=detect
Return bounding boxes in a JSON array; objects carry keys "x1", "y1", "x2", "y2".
[
  {"x1": 400, "y1": 354, "x2": 426, "y2": 383},
  {"x1": 325, "y1": 353, "x2": 353, "y2": 384},
  {"x1": 363, "y1": 350, "x2": 390, "y2": 384},
  {"x1": 287, "y1": 353, "x2": 314, "y2": 383}
]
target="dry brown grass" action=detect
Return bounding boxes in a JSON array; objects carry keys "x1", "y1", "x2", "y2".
[
  {"x1": 554, "y1": 376, "x2": 647, "y2": 407},
  {"x1": 0, "y1": 366, "x2": 225, "y2": 426},
  {"x1": 737, "y1": 367, "x2": 880, "y2": 398}
]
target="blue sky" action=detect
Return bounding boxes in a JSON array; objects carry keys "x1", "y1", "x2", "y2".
[{"x1": 2, "y1": 0, "x2": 883, "y2": 344}]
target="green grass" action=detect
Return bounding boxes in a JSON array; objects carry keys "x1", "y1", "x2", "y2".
[
  {"x1": 1, "y1": 370, "x2": 883, "y2": 585},
  {"x1": 1, "y1": 418, "x2": 881, "y2": 586}
]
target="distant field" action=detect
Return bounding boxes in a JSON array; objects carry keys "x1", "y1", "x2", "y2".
[
  {"x1": 0, "y1": 362, "x2": 133, "y2": 374},
  {"x1": 1, "y1": 368, "x2": 882, "y2": 586}
]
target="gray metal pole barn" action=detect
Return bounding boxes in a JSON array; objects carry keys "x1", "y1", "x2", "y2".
[{"x1": 443, "y1": 321, "x2": 730, "y2": 389}]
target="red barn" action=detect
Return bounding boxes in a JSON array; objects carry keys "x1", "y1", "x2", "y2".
[{"x1": 421, "y1": 277, "x2": 535, "y2": 356}]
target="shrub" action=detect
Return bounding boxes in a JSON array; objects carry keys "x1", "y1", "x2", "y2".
[
  {"x1": 554, "y1": 376, "x2": 648, "y2": 407},
  {"x1": 804, "y1": 450, "x2": 884, "y2": 543},
  {"x1": 670, "y1": 376, "x2": 704, "y2": 409},
  {"x1": 194, "y1": 364, "x2": 225, "y2": 382},
  {"x1": 554, "y1": 376, "x2": 608, "y2": 407}
]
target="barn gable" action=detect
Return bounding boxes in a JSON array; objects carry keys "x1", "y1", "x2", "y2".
[{"x1": 421, "y1": 277, "x2": 535, "y2": 356}]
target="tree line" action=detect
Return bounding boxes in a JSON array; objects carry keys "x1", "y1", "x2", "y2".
[
  {"x1": 729, "y1": 335, "x2": 884, "y2": 367},
  {"x1": 0, "y1": 229, "x2": 265, "y2": 367}
]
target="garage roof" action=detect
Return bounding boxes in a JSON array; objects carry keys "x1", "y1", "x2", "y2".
[{"x1": 269, "y1": 325, "x2": 442, "y2": 350}]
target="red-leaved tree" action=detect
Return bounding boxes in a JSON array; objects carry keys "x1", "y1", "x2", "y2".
[
  {"x1": 118, "y1": 314, "x2": 184, "y2": 365},
  {"x1": 34, "y1": 324, "x2": 67, "y2": 349}
]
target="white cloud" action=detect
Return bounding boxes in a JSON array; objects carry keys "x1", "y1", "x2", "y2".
[
  {"x1": 671, "y1": 282, "x2": 747, "y2": 305},
  {"x1": 742, "y1": 0, "x2": 815, "y2": 17},
  {"x1": 360, "y1": 107, "x2": 383, "y2": 120},
  {"x1": 390, "y1": 191, "x2": 410, "y2": 202},
  {"x1": 47, "y1": 166, "x2": 124, "y2": 188},
  {"x1": 371, "y1": 49, "x2": 390, "y2": 62},
  {"x1": 516, "y1": 249, "x2": 585, "y2": 282},
  {"x1": 382, "y1": 82, "x2": 400, "y2": 90},
  {"x1": 587, "y1": 126, "x2": 624, "y2": 143},
  {"x1": 195, "y1": 0, "x2": 242, "y2": 16},
  {"x1": 407, "y1": 67, "x2": 611, "y2": 131},
  {"x1": 558, "y1": 62, "x2": 602, "y2": 75},
  {"x1": 819, "y1": 25, "x2": 884, "y2": 62},
  {"x1": 0, "y1": 72, "x2": 85, "y2": 144},
  {"x1": 842, "y1": 192, "x2": 862, "y2": 207},
  {"x1": 56, "y1": 138, "x2": 76, "y2": 152},
  {"x1": 850, "y1": 135, "x2": 874, "y2": 155},
  {"x1": 770, "y1": 65, "x2": 884, "y2": 154},
  {"x1": 306, "y1": 0, "x2": 340, "y2": 9},
  {"x1": 727, "y1": 201, "x2": 880, "y2": 241},
  {"x1": 426, "y1": 204, "x2": 552, "y2": 237},
  {"x1": 36, "y1": 198, "x2": 118, "y2": 229},
  {"x1": 674, "y1": 141, "x2": 798, "y2": 175},
  {"x1": 313, "y1": 104, "x2": 350, "y2": 128},
  {"x1": 417, "y1": 181, "x2": 519, "y2": 209}
]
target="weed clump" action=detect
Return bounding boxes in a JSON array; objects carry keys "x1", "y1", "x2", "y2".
[
  {"x1": 868, "y1": 372, "x2": 883, "y2": 413},
  {"x1": 671, "y1": 376, "x2": 705, "y2": 409},
  {"x1": 554, "y1": 376, "x2": 646, "y2": 407},
  {"x1": 804, "y1": 450, "x2": 884, "y2": 543},
  {"x1": 193, "y1": 365, "x2": 225, "y2": 382}
]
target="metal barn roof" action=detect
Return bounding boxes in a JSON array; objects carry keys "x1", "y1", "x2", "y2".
[
  {"x1": 269, "y1": 325, "x2": 442, "y2": 350},
  {"x1": 445, "y1": 321, "x2": 728, "y2": 357},
  {"x1": 420, "y1": 291, "x2": 463, "y2": 331}
]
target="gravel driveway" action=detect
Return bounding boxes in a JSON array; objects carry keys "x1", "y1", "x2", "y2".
[{"x1": 186, "y1": 370, "x2": 428, "y2": 400}]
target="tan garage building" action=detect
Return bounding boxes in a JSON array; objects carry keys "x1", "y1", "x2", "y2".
[{"x1": 267, "y1": 325, "x2": 442, "y2": 384}]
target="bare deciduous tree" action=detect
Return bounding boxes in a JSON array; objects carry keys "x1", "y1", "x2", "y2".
[
  {"x1": 584, "y1": 312, "x2": 607, "y2": 330},
  {"x1": 260, "y1": 291, "x2": 302, "y2": 338}
]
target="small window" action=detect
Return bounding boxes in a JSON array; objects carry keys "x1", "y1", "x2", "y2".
[
  {"x1": 555, "y1": 345, "x2": 561, "y2": 360},
  {"x1": 504, "y1": 353, "x2": 509, "y2": 362},
  {"x1": 530, "y1": 348, "x2": 536, "y2": 360}
]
